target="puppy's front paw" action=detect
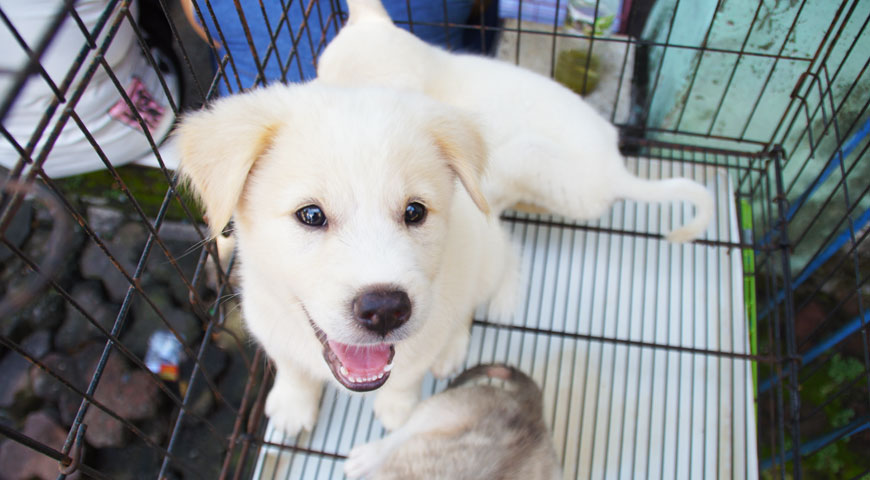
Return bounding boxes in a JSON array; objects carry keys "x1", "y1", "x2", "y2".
[
  {"x1": 430, "y1": 331, "x2": 469, "y2": 379},
  {"x1": 344, "y1": 439, "x2": 389, "y2": 479},
  {"x1": 373, "y1": 391, "x2": 416, "y2": 431},
  {"x1": 265, "y1": 382, "x2": 321, "y2": 437}
]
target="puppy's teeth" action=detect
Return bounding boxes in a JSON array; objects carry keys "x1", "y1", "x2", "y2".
[
  {"x1": 340, "y1": 366, "x2": 348, "y2": 377},
  {"x1": 383, "y1": 363, "x2": 393, "y2": 372}
]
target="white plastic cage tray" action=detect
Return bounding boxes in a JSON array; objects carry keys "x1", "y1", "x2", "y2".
[{"x1": 253, "y1": 156, "x2": 758, "y2": 479}]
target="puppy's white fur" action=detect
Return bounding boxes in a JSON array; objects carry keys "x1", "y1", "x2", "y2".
[
  {"x1": 178, "y1": 83, "x2": 515, "y2": 433},
  {"x1": 318, "y1": 0, "x2": 714, "y2": 242}
]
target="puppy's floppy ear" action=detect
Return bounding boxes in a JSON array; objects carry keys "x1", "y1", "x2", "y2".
[
  {"x1": 428, "y1": 111, "x2": 490, "y2": 214},
  {"x1": 177, "y1": 87, "x2": 284, "y2": 236}
]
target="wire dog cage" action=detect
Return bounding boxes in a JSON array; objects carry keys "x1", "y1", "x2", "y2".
[{"x1": 0, "y1": 0, "x2": 867, "y2": 478}]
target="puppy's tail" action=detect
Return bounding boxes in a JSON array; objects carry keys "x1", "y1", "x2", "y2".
[
  {"x1": 346, "y1": 0, "x2": 391, "y2": 25},
  {"x1": 618, "y1": 174, "x2": 715, "y2": 243},
  {"x1": 449, "y1": 364, "x2": 543, "y2": 410}
]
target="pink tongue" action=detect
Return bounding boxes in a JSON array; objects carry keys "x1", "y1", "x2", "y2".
[{"x1": 328, "y1": 341, "x2": 391, "y2": 376}]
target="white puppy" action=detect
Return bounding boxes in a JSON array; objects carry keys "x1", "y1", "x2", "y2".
[
  {"x1": 318, "y1": 0, "x2": 714, "y2": 243},
  {"x1": 178, "y1": 83, "x2": 515, "y2": 434}
]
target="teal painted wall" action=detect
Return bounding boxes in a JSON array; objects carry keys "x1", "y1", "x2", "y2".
[{"x1": 641, "y1": 0, "x2": 870, "y2": 270}]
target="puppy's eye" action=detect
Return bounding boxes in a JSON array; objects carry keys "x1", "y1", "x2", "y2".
[
  {"x1": 404, "y1": 202, "x2": 427, "y2": 225},
  {"x1": 296, "y1": 205, "x2": 327, "y2": 227}
]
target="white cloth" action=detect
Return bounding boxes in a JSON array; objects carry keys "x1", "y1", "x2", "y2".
[{"x1": 0, "y1": 0, "x2": 179, "y2": 177}]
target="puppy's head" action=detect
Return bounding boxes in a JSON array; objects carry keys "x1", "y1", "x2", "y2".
[{"x1": 179, "y1": 83, "x2": 487, "y2": 391}]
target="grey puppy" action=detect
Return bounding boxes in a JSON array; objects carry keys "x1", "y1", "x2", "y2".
[{"x1": 344, "y1": 364, "x2": 562, "y2": 479}]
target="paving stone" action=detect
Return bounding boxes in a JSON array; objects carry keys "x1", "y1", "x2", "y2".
[
  {"x1": 169, "y1": 404, "x2": 236, "y2": 479},
  {"x1": 86, "y1": 205, "x2": 125, "y2": 238},
  {"x1": 179, "y1": 343, "x2": 229, "y2": 418},
  {"x1": 145, "y1": 247, "x2": 202, "y2": 308},
  {"x1": 0, "y1": 287, "x2": 64, "y2": 339},
  {"x1": 30, "y1": 353, "x2": 73, "y2": 402},
  {"x1": 90, "y1": 442, "x2": 163, "y2": 480},
  {"x1": 79, "y1": 241, "x2": 135, "y2": 305},
  {"x1": 55, "y1": 282, "x2": 118, "y2": 353},
  {"x1": 0, "y1": 411, "x2": 80, "y2": 480},
  {"x1": 125, "y1": 289, "x2": 201, "y2": 358},
  {"x1": 0, "y1": 329, "x2": 52, "y2": 410},
  {"x1": 79, "y1": 222, "x2": 146, "y2": 304},
  {"x1": 30, "y1": 352, "x2": 84, "y2": 427},
  {"x1": 0, "y1": 199, "x2": 31, "y2": 263},
  {"x1": 21, "y1": 330, "x2": 52, "y2": 359},
  {"x1": 80, "y1": 349, "x2": 160, "y2": 448},
  {"x1": 0, "y1": 352, "x2": 30, "y2": 409}
]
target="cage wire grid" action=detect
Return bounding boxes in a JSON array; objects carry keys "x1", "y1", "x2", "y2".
[
  {"x1": 0, "y1": 0, "x2": 867, "y2": 479},
  {"x1": 253, "y1": 146, "x2": 769, "y2": 480}
]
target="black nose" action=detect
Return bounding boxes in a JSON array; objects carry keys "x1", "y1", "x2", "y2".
[{"x1": 352, "y1": 289, "x2": 411, "y2": 336}]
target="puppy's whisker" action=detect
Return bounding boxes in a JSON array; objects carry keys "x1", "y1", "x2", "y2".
[
  {"x1": 222, "y1": 291, "x2": 241, "y2": 301},
  {"x1": 184, "y1": 237, "x2": 211, "y2": 254},
  {"x1": 220, "y1": 297, "x2": 242, "y2": 315}
]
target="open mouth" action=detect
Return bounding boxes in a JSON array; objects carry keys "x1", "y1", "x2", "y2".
[{"x1": 308, "y1": 318, "x2": 395, "y2": 392}]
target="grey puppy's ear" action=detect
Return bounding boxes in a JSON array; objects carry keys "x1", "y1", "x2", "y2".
[
  {"x1": 427, "y1": 109, "x2": 490, "y2": 214},
  {"x1": 177, "y1": 86, "x2": 285, "y2": 236}
]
